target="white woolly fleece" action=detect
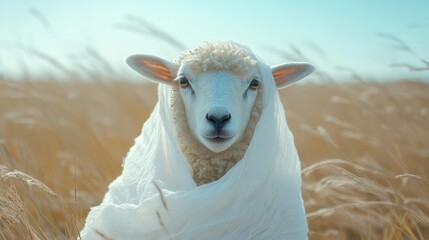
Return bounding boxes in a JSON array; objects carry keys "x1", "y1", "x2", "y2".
[
  {"x1": 175, "y1": 42, "x2": 257, "y2": 74},
  {"x1": 80, "y1": 42, "x2": 308, "y2": 240}
]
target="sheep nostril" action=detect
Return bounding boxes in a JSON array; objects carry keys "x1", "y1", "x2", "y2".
[
  {"x1": 221, "y1": 114, "x2": 231, "y2": 125},
  {"x1": 206, "y1": 113, "x2": 231, "y2": 129}
]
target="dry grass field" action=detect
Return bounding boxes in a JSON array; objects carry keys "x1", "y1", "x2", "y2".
[{"x1": 0, "y1": 78, "x2": 428, "y2": 239}]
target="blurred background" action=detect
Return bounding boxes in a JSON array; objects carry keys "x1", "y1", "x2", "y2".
[
  {"x1": 1, "y1": 0, "x2": 429, "y2": 81},
  {"x1": 0, "y1": 1, "x2": 428, "y2": 240}
]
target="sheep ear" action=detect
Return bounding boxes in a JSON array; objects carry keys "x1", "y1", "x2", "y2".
[
  {"x1": 126, "y1": 54, "x2": 177, "y2": 85},
  {"x1": 271, "y1": 63, "x2": 315, "y2": 89}
]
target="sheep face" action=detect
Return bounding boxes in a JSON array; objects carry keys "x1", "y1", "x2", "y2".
[
  {"x1": 125, "y1": 42, "x2": 315, "y2": 156},
  {"x1": 176, "y1": 65, "x2": 260, "y2": 152}
]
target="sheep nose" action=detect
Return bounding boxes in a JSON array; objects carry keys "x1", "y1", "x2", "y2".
[{"x1": 206, "y1": 113, "x2": 231, "y2": 130}]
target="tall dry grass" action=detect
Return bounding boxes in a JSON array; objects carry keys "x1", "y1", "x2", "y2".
[{"x1": 0, "y1": 77, "x2": 428, "y2": 239}]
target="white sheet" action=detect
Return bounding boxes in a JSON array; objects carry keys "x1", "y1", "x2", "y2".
[{"x1": 80, "y1": 46, "x2": 308, "y2": 240}]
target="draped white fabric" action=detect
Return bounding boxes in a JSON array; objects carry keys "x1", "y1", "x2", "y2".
[{"x1": 80, "y1": 49, "x2": 308, "y2": 240}]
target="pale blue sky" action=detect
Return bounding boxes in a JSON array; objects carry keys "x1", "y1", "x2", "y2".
[{"x1": 1, "y1": 0, "x2": 428, "y2": 81}]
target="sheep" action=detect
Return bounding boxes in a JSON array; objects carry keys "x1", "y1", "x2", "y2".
[
  {"x1": 80, "y1": 41, "x2": 314, "y2": 239},
  {"x1": 169, "y1": 43, "x2": 264, "y2": 185}
]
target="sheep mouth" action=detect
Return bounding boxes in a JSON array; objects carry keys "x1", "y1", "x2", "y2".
[{"x1": 205, "y1": 136, "x2": 233, "y2": 143}]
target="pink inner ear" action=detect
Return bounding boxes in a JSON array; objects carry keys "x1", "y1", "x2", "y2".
[
  {"x1": 273, "y1": 67, "x2": 300, "y2": 83},
  {"x1": 138, "y1": 59, "x2": 173, "y2": 81}
]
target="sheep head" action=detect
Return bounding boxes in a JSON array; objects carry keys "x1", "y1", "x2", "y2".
[{"x1": 126, "y1": 42, "x2": 314, "y2": 153}]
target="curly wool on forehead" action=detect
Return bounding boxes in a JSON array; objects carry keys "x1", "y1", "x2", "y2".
[{"x1": 175, "y1": 42, "x2": 257, "y2": 75}]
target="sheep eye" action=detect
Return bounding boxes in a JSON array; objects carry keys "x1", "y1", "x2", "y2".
[
  {"x1": 249, "y1": 79, "x2": 259, "y2": 90},
  {"x1": 179, "y1": 77, "x2": 189, "y2": 88}
]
